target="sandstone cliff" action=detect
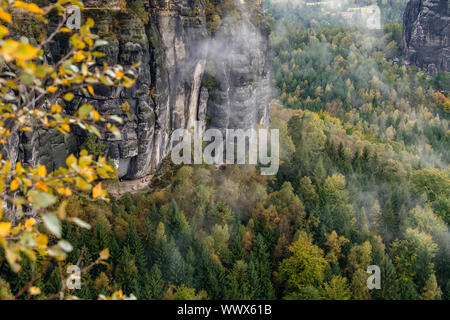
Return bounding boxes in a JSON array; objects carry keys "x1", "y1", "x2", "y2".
[{"x1": 402, "y1": 0, "x2": 449, "y2": 75}]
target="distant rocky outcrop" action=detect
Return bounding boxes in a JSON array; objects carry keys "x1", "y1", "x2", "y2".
[{"x1": 402, "y1": 0, "x2": 449, "y2": 75}]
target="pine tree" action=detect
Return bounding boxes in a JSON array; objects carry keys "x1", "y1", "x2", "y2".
[
  {"x1": 231, "y1": 225, "x2": 245, "y2": 261},
  {"x1": 126, "y1": 223, "x2": 147, "y2": 273},
  {"x1": 94, "y1": 222, "x2": 110, "y2": 255},
  {"x1": 195, "y1": 244, "x2": 226, "y2": 299},
  {"x1": 166, "y1": 200, "x2": 189, "y2": 238},
  {"x1": 226, "y1": 260, "x2": 250, "y2": 299},
  {"x1": 313, "y1": 157, "x2": 326, "y2": 184},
  {"x1": 248, "y1": 234, "x2": 275, "y2": 299},
  {"x1": 167, "y1": 242, "x2": 188, "y2": 286},
  {"x1": 143, "y1": 265, "x2": 165, "y2": 300},
  {"x1": 371, "y1": 255, "x2": 399, "y2": 300},
  {"x1": 116, "y1": 246, "x2": 138, "y2": 294}
]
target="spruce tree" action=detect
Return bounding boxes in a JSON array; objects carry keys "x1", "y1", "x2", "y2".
[{"x1": 248, "y1": 234, "x2": 275, "y2": 299}]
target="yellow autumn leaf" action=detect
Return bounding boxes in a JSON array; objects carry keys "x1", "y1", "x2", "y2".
[
  {"x1": 0, "y1": 39, "x2": 19, "y2": 61},
  {"x1": 51, "y1": 104, "x2": 62, "y2": 113},
  {"x1": 57, "y1": 187, "x2": 72, "y2": 197},
  {"x1": 35, "y1": 233, "x2": 48, "y2": 249},
  {"x1": 25, "y1": 218, "x2": 35, "y2": 228},
  {"x1": 15, "y1": 43, "x2": 39, "y2": 61},
  {"x1": 87, "y1": 85, "x2": 94, "y2": 95},
  {"x1": 37, "y1": 165, "x2": 46, "y2": 177},
  {"x1": 92, "y1": 182, "x2": 102, "y2": 199},
  {"x1": 115, "y1": 71, "x2": 124, "y2": 79},
  {"x1": 73, "y1": 50, "x2": 85, "y2": 62},
  {"x1": 36, "y1": 181, "x2": 48, "y2": 192},
  {"x1": 99, "y1": 248, "x2": 110, "y2": 260},
  {"x1": 60, "y1": 27, "x2": 72, "y2": 33},
  {"x1": 66, "y1": 154, "x2": 77, "y2": 167},
  {"x1": 0, "y1": 222, "x2": 11, "y2": 237},
  {"x1": 0, "y1": 8, "x2": 11, "y2": 23},
  {"x1": 0, "y1": 25, "x2": 9, "y2": 38},
  {"x1": 13, "y1": 1, "x2": 28, "y2": 9},
  {"x1": 47, "y1": 86, "x2": 58, "y2": 93},
  {"x1": 23, "y1": 178, "x2": 32, "y2": 187},
  {"x1": 92, "y1": 110, "x2": 101, "y2": 121},
  {"x1": 64, "y1": 93, "x2": 74, "y2": 101},
  {"x1": 86, "y1": 18, "x2": 94, "y2": 28},
  {"x1": 123, "y1": 77, "x2": 135, "y2": 88},
  {"x1": 16, "y1": 162, "x2": 24, "y2": 174},
  {"x1": 76, "y1": 178, "x2": 89, "y2": 190},
  {"x1": 27, "y1": 3, "x2": 44, "y2": 14},
  {"x1": 122, "y1": 101, "x2": 130, "y2": 111},
  {"x1": 14, "y1": 1, "x2": 44, "y2": 14},
  {"x1": 0, "y1": 40, "x2": 39, "y2": 62},
  {"x1": 60, "y1": 123, "x2": 70, "y2": 132},
  {"x1": 10, "y1": 179, "x2": 19, "y2": 191},
  {"x1": 58, "y1": 200, "x2": 67, "y2": 219},
  {"x1": 65, "y1": 188, "x2": 73, "y2": 196}
]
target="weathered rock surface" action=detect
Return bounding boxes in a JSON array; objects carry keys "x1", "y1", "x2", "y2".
[
  {"x1": 12, "y1": 0, "x2": 271, "y2": 183},
  {"x1": 402, "y1": 0, "x2": 449, "y2": 75}
]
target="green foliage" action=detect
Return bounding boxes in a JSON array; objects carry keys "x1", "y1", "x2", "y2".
[
  {"x1": 163, "y1": 284, "x2": 207, "y2": 300},
  {"x1": 321, "y1": 276, "x2": 351, "y2": 300},
  {"x1": 432, "y1": 71, "x2": 450, "y2": 93},
  {"x1": 280, "y1": 232, "x2": 328, "y2": 296},
  {"x1": 81, "y1": 133, "x2": 107, "y2": 158}
]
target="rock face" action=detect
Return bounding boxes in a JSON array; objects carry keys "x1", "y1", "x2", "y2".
[
  {"x1": 14, "y1": 0, "x2": 271, "y2": 181},
  {"x1": 402, "y1": 0, "x2": 449, "y2": 75},
  {"x1": 204, "y1": 11, "x2": 271, "y2": 132}
]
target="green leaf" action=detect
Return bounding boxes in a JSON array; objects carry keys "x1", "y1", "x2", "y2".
[
  {"x1": 77, "y1": 104, "x2": 93, "y2": 118},
  {"x1": 89, "y1": 125, "x2": 101, "y2": 138},
  {"x1": 94, "y1": 40, "x2": 108, "y2": 47},
  {"x1": 72, "y1": 217, "x2": 91, "y2": 230},
  {"x1": 64, "y1": 93, "x2": 75, "y2": 101},
  {"x1": 109, "y1": 115, "x2": 123, "y2": 124},
  {"x1": 58, "y1": 240, "x2": 73, "y2": 252},
  {"x1": 31, "y1": 191, "x2": 56, "y2": 209},
  {"x1": 43, "y1": 214, "x2": 62, "y2": 238}
]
